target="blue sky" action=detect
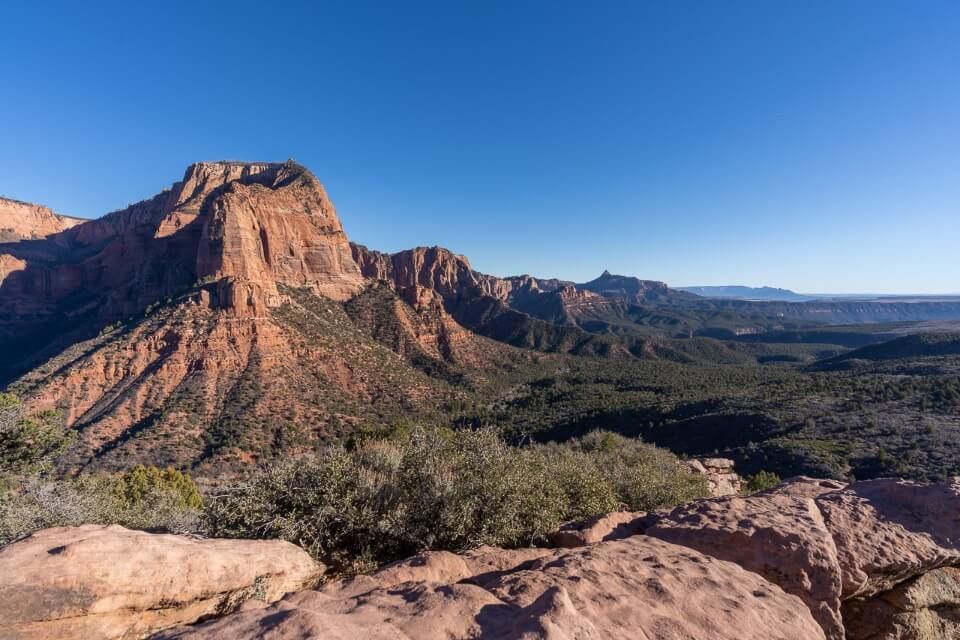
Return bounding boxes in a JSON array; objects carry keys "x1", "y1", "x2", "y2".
[{"x1": 1, "y1": 1, "x2": 957, "y2": 293}]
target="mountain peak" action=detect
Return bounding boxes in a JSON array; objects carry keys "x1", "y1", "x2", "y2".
[{"x1": 183, "y1": 160, "x2": 363, "y2": 303}]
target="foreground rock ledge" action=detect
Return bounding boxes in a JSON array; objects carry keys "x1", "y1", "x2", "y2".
[
  {"x1": 0, "y1": 524, "x2": 322, "y2": 640},
  {"x1": 156, "y1": 535, "x2": 824, "y2": 640},
  {"x1": 4, "y1": 475, "x2": 958, "y2": 640}
]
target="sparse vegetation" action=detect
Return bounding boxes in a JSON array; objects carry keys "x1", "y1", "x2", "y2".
[
  {"x1": 204, "y1": 427, "x2": 708, "y2": 571},
  {"x1": 0, "y1": 465, "x2": 203, "y2": 545},
  {"x1": 0, "y1": 393, "x2": 72, "y2": 476},
  {"x1": 1, "y1": 394, "x2": 203, "y2": 544}
]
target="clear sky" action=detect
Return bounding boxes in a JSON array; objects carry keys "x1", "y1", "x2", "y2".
[{"x1": 1, "y1": 1, "x2": 958, "y2": 293}]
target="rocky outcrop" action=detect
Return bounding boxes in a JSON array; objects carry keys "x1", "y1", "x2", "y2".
[
  {"x1": 157, "y1": 534, "x2": 824, "y2": 640},
  {"x1": 843, "y1": 566, "x2": 960, "y2": 640},
  {"x1": 0, "y1": 196, "x2": 83, "y2": 241},
  {"x1": 685, "y1": 457, "x2": 744, "y2": 496},
  {"x1": 350, "y1": 244, "x2": 632, "y2": 327},
  {"x1": 193, "y1": 162, "x2": 363, "y2": 304},
  {"x1": 579, "y1": 269, "x2": 693, "y2": 304},
  {"x1": 351, "y1": 244, "x2": 509, "y2": 308},
  {"x1": 0, "y1": 524, "x2": 321, "y2": 640},
  {"x1": 646, "y1": 481, "x2": 845, "y2": 637},
  {"x1": 645, "y1": 476, "x2": 960, "y2": 639},
  {"x1": 816, "y1": 477, "x2": 960, "y2": 600}
]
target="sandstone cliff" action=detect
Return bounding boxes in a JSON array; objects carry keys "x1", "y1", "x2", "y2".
[
  {"x1": 0, "y1": 162, "x2": 365, "y2": 380},
  {"x1": 2, "y1": 163, "x2": 480, "y2": 472},
  {"x1": 0, "y1": 196, "x2": 84, "y2": 241}
]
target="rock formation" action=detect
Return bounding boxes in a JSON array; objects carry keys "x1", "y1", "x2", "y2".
[
  {"x1": 646, "y1": 479, "x2": 846, "y2": 637},
  {"x1": 3, "y1": 163, "x2": 504, "y2": 472},
  {"x1": 0, "y1": 161, "x2": 363, "y2": 337},
  {"x1": 843, "y1": 566, "x2": 960, "y2": 639},
  {"x1": 579, "y1": 269, "x2": 691, "y2": 304},
  {"x1": 0, "y1": 524, "x2": 321, "y2": 640},
  {"x1": 685, "y1": 457, "x2": 744, "y2": 496},
  {"x1": 645, "y1": 476, "x2": 960, "y2": 639}
]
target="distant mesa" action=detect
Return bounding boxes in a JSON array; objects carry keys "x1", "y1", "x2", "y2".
[{"x1": 679, "y1": 285, "x2": 814, "y2": 302}]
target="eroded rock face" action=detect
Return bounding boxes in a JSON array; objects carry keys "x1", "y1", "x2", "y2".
[
  {"x1": 194, "y1": 162, "x2": 363, "y2": 303},
  {"x1": 0, "y1": 524, "x2": 322, "y2": 640},
  {"x1": 644, "y1": 476, "x2": 960, "y2": 640},
  {"x1": 156, "y1": 534, "x2": 825, "y2": 640},
  {"x1": 351, "y1": 244, "x2": 507, "y2": 307},
  {"x1": 0, "y1": 161, "x2": 364, "y2": 381}
]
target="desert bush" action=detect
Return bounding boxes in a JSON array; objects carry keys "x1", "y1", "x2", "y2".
[
  {"x1": 569, "y1": 430, "x2": 710, "y2": 511},
  {"x1": 0, "y1": 466, "x2": 203, "y2": 545},
  {"x1": 205, "y1": 427, "x2": 707, "y2": 571},
  {"x1": 745, "y1": 470, "x2": 782, "y2": 494}
]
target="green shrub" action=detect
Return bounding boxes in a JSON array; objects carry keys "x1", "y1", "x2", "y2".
[
  {"x1": 205, "y1": 427, "x2": 708, "y2": 572},
  {"x1": 114, "y1": 465, "x2": 203, "y2": 510},
  {"x1": 570, "y1": 430, "x2": 710, "y2": 511},
  {"x1": 745, "y1": 470, "x2": 782, "y2": 494}
]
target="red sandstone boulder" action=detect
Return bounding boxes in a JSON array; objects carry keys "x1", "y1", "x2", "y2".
[
  {"x1": 0, "y1": 524, "x2": 322, "y2": 640},
  {"x1": 645, "y1": 476, "x2": 960, "y2": 640},
  {"x1": 645, "y1": 488, "x2": 845, "y2": 638},
  {"x1": 815, "y1": 477, "x2": 960, "y2": 600}
]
